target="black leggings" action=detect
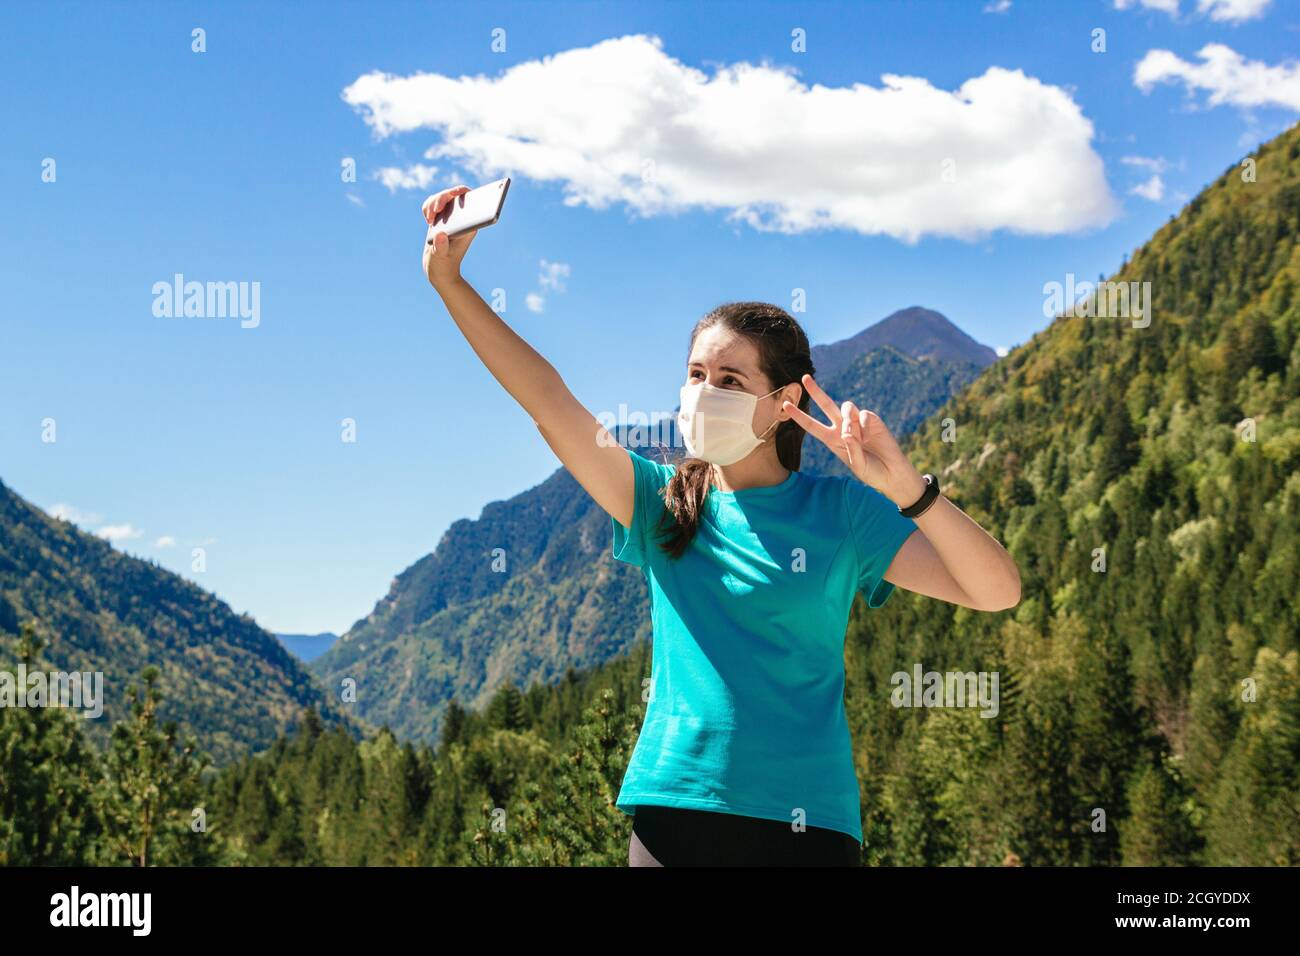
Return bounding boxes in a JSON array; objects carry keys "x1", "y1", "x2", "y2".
[{"x1": 628, "y1": 804, "x2": 861, "y2": 867}]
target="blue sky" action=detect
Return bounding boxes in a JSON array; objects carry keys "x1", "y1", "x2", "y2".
[{"x1": 2, "y1": 0, "x2": 1297, "y2": 635}]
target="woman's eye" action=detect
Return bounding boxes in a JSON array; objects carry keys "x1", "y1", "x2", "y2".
[{"x1": 687, "y1": 370, "x2": 738, "y2": 385}]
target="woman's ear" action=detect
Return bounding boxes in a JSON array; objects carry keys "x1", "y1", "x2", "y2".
[{"x1": 780, "y1": 383, "x2": 802, "y2": 417}]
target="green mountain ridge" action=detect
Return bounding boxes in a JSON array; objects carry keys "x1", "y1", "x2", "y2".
[
  {"x1": 0, "y1": 479, "x2": 353, "y2": 765},
  {"x1": 831, "y1": 124, "x2": 1300, "y2": 864}
]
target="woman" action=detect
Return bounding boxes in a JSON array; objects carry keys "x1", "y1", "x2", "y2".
[{"x1": 422, "y1": 185, "x2": 1021, "y2": 867}]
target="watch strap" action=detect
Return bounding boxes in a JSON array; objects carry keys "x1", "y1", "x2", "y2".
[{"x1": 899, "y1": 473, "x2": 940, "y2": 518}]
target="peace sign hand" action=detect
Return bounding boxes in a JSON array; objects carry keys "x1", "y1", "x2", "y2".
[{"x1": 782, "y1": 373, "x2": 927, "y2": 508}]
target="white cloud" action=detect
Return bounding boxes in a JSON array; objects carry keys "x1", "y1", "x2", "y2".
[
  {"x1": 153, "y1": 535, "x2": 176, "y2": 548},
  {"x1": 374, "y1": 163, "x2": 440, "y2": 192},
  {"x1": 525, "y1": 259, "x2": 570, "y2": 313},
  {"x1": 346, "y1": 193, "x2": 364, "y2": 207},
  {"x1": 1113, "y1": 0, "x2": 1180, "y2": 14},
  {"x1": 342, "y1": 35, "x2": 1118, "y2": 244},
  {"x1": 1122, "y1": 155, "x2": 1170, "y2": 200},
  {"x1": 1130, "y1": 174, "x2": 1167, "y2": 201},
  {"x1": 50, "y1": 503, "x2": 153, "y2": 545},
  {"x1": 1120, "y1": 155, "x2": 1169, "y2": 173},
  {"x1": 538, "y1": 259, "x2": 570, "y2": 292},
  {"x1": 1114, "y1": 0, "x2": 1272, "y2": 20},
  {"x1": 48, "y1": 503, "x2": 102, "y2": 526},
  {"x1": 1199, "y1": 0, "x2": 1272, "y2": 22},
  {"x1": 995, "y1": 346, "x2": 1010, "y2": 357},
  {"x1": 96, "y1": 524, "x2": 144, "y2": 543},
  {"x1": 1135, "y1": 43, "x2": 1300, "y2": 111},
  {"x1": 983, "y1": 1, "x2": 1012, "y2": 13}
]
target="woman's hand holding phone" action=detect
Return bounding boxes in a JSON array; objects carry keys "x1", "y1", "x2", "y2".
[{"x1": 422, "y1": 185, "x2": 477, "y2": 290}]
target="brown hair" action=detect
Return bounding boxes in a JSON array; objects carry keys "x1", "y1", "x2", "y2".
[{"x1": 651, "y1": 301, "x2": 816, "y2": 560}]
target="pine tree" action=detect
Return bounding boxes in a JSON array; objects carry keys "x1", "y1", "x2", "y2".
[
  {"x1": 0, "y1": 622, "x2": 104, "y2": 864},
  {"x1": 1243, "y1": 311, "x2": 1284, "y2": 378},
  {"x1": 358, "y1": 728, "x2": 425, "y2": 865},
  {"x1": 485, "y1": 682, "x2": 527, "y2": 731},
  {"x1": 1097, "y1": 405, "x2": 1140, "y2": 486},
  {"x1": 1203, "y1": 648, "x2": 1300, "y2": 864},
  {"x1": 1120, "y1": 757, "x2": 1201, "y2": 865},
  {"x1": 473, "y1": 688, "x2": 637, "y2": 866},
  {"x1": 97, "y1": 666, "x2": 214, "y2": 865},
  {"x1": 439, "y1": 700, "x2": 469, "y2": 746}
]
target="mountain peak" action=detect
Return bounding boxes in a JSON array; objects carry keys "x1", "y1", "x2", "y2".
[{"x1": 811, "y1": 307, "x2": 997, "y2": 380}]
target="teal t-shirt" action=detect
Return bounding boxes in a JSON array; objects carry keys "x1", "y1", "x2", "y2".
[{"x1": 610, "y1": 445, "x2": 918, "y2": 843}]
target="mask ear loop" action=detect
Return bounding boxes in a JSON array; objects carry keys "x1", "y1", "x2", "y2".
[{"x1": 755, "y1": 384, "x2": 792, "y2": 442}]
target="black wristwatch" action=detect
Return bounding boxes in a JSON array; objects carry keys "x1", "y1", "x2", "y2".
[{"x1": 899, "y1": 473, "x2": 940, "y2": 518}]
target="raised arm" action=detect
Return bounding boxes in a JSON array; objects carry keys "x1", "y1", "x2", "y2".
[{"x1": 422, "y1": 186, "x2": 635, "y2": 529}]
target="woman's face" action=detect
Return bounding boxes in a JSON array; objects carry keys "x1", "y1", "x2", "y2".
[{"x1": 685, "y1": 326, "x2": 790, "y2": 437}]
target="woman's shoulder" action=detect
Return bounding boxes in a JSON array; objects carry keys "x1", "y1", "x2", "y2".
[
  {"x1": 834, "y1": 472, "x2": 905, "y2": 521},
  {"x1": 799, "y1": 470, "x2": 880, "y2": 512},
  {"x1": 626, "y1": 445, "x2": 678, "y2": 482},
  {"x1": 793, "y1": 468, "x2": 846, "y2": 492}
]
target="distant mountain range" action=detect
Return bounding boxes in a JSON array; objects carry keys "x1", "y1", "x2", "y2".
[
  {"x1": 0, "y1": 481, "x2": 351, "y2": 764},
  {"x1": 276, "y1": 632, "x2": 339, "y2": 663},
  {"x1": 811, "y1": 306, "x2": 998, "y2": 378},
  {"x1": 310, "y1": 308, "x2": 997, "y2": 743}
]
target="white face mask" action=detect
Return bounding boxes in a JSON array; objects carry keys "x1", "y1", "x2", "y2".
[{"x1": 677, "y1": 380, "x2": 786, "y2": 466}]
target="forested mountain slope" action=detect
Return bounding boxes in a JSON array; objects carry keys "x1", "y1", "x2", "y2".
[
  {"x1": 841, "y1": 124, "x2": 1300, "y2": 865},
  {"x1": 0, "y1": 481, "x2": 350, "y2": 765}
]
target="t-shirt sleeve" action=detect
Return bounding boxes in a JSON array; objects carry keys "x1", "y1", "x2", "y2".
[
  {"x1": 611, "y1": 446, "x2": 673, "y2": 569},
  {"x1": 843, "y1": 477, "x2": 918, "y2": 608}
]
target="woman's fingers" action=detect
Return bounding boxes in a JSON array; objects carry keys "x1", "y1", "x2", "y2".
[
  {"x1": 783, "y1": 379, "x2": 886, "y2": 482},
  {"x1": 443, "y1": 185, "x2": 471, "y2": 214},
  {"x1": 784, "y1": 398, "x2": 862, "y2": 472},
  {"x1": 422, "y1": 185, "x2": 471, "y2": 224},
  {"x1": 800, "y1": 373, "x2": 844, "y2": 427},
  {"x1": 840, "y1": 401, "x2": 864, "y2": 472},
  {"x1": 421, "y1": 193, "x2": 447, "y2": 223},
  {"x1": 860, "y1": 408, "x2": 898, "y2": 451},
  {"x1": 781, "y1": 399, "x2": 836, "y2": 442},
  {"x1": 841, "y1": 401, "x2": 862, "y2": 442},
  {"x1": 427, "y1": 223, "x2": 477, "y2": 264}
]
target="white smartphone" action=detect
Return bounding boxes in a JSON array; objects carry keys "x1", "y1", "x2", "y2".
[{"x1": 426, "y1": 177, "x2": 511, "y2": 242}]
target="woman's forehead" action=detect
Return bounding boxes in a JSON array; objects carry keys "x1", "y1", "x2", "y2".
[{"x1": 688, "y1": 327, "x2": 759, "y2": 369}]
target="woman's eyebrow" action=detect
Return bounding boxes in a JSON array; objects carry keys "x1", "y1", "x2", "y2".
[{"x1": 687, "y1": 362, "x2": 749, "y2": 376}]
